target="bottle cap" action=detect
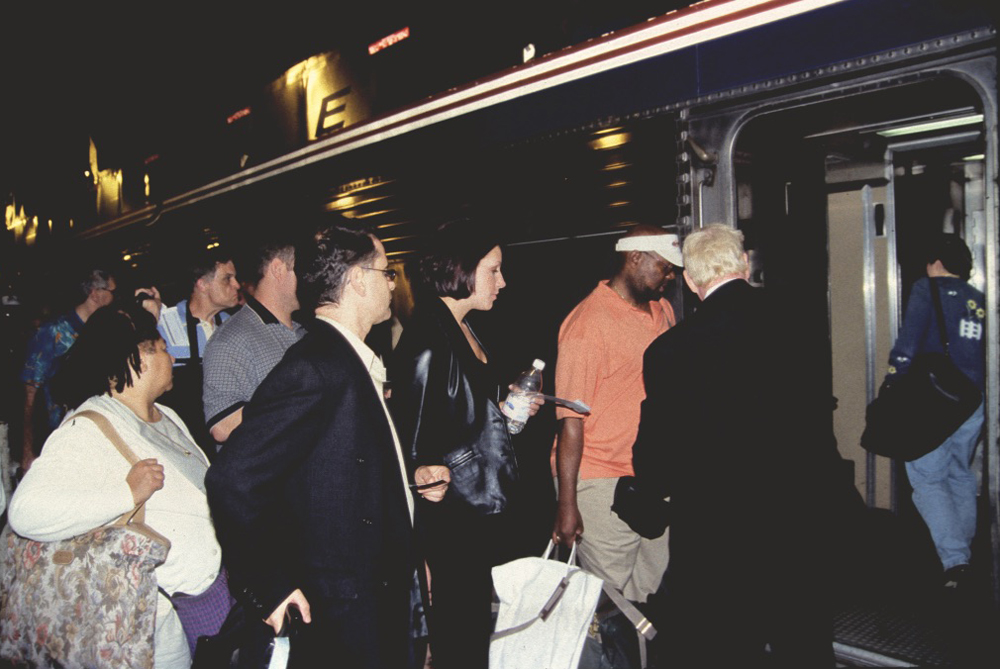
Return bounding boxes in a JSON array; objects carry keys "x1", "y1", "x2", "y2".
[{"x1": 532, "y1": 359, "x2": 546, "y2": 370}]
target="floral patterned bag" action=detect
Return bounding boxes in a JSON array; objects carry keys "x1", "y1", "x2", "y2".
[{"x1": 0, "y1": 411, "x2": 171, "y2": 669}]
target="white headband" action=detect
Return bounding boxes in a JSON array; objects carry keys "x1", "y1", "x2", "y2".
[{"x1": 615, "y1": 234, "x2": 683, "y2": 267}]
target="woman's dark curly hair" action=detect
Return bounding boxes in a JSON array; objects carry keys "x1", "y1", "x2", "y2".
[
  {"x1": 417, "y1": 220, "x2": 501, "y2": 299},
  {"x1": 51, "y1": 304, "x2": 163, "y2": 410}
]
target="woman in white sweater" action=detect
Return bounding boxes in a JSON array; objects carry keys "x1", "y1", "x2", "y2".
[{"x1": 9, "y1": 304, "x2": 222, "y2": 669}]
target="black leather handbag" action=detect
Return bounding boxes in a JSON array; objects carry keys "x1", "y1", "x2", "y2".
[
  {"x1": 861, "y1": 280, "x2": 981, "y2": 462},
  {"x1": 611, "y1": 476, "x2": 671, "y2": 540},
  {"x1": 190, "y1": 603, "x2": 244, "y2": 669}
]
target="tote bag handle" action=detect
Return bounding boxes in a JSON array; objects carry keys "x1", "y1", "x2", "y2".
[{"x1": 491, "y1": 541, "x2": 582, "y2": 641}]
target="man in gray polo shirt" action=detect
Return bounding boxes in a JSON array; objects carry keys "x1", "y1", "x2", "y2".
[{"x1": 203, "y1": 239, "x2": 304, "y2": 445}]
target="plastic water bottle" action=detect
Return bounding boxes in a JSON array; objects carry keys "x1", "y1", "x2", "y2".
[{"x1": 502, "y1": 359, "x2": 545, "y2": 434}]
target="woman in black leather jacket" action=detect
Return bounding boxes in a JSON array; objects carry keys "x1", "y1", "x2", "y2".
[{"x1": 389, "y1": 223, "x2": 540, "y2": 669}]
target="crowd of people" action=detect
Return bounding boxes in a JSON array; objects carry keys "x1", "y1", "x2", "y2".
[{"x1": 2, "y1": 219, "x2": 984, "y2": 668}]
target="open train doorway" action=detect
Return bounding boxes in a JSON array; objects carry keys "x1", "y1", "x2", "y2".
[{"x1": 720, "y1": 74, "x2": 997, "y2": 662}]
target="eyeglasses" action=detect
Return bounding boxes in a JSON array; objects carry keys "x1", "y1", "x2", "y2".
[{"x1": 361, "y1": 267, "x2": 397, "y2": 281}]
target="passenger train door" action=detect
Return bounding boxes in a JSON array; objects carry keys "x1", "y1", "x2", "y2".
[
  {"x1": 826, "y1": 164, "x2": 894, "y2": 509},
  {"x1": 687, "y1": 72, "x2": 996, "y2": 603},
  {"x1": 827, "y1": 135, "x2": 989, "y2": 512}
]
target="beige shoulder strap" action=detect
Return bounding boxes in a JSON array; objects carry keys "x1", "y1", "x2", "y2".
[
  {"x1": 73, "y1": 410, "x2": 153, "y2": 530},
  {"x1": 75, "y1": 410, "x2": 142, "y2": 465}
]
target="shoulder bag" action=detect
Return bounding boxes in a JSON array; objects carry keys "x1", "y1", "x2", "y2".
[
  {"x1": 861, "y1": 279, "x2": 982, "y2": 461},
  {"x1": 0, "y1": 410, "x2": 171, "y2": 669},
  {"x1": 612, "y1": 476, "x2": 671, "y2": 540}
]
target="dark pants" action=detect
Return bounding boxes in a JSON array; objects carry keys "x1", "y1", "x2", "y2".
[
  {"x1": 649, "y1": 532, "x2": 833, "y2": 668},
  {"x1": 421, "y1": 503, "x2": 531, "y2": 669},
  {"x1": 237, "y1": 585, "x2": 414, "y2": 669}
]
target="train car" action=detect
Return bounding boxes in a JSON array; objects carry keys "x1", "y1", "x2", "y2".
[{"x1": 35, "y1": 0, "x2": 998, "y2": 663}]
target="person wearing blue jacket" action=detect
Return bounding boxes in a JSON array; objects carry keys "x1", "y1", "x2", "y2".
[{"x1": 886, "y1": 234, "x2": 985, "y2": 589}]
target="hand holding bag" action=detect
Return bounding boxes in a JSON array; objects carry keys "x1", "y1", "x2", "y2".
[
  {"x1": 490, "y1": 541, "x2": 604, "y2": 669},
  {"x1": 861, "y1": 280, "x2": 981, "y2": 461},
  {"x1": 264, "y1": 604, "x2": 304, "y2": 669},
  {"x1": 0, "y1": 410, "x2": 171, "y2": 669}
]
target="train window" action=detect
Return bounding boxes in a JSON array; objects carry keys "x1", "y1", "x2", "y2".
[
  {"x1": 309, "y1": 115, "x2": 681, "y2": 255},
  {"x1": 874, "y1": 203, "x2": 886, "y2": 238},
  {"x1": 86, "y1": 109, "x2": 683, "y2": 324}
]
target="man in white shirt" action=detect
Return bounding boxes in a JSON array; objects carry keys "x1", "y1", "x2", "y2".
[{"x1": 138, "y1": 250, "x2": 240, "y2": 456}]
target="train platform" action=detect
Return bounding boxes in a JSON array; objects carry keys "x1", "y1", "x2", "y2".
[{"x1": 830, "y1": 506, "x2": 1000, "y2": 667}]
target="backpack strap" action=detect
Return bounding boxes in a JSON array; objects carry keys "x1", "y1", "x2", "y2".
[{"x1": 928, "y1": 278, "x2": 951, "y2": 357}]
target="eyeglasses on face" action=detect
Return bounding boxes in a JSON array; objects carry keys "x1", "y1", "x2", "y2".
[{"x1": 361, "y1": 267, "x2": 397, "y2": 281}]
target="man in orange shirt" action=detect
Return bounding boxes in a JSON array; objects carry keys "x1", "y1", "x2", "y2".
[{"x1": 552, "y1": 225, "x2": 680, "y2": 602}]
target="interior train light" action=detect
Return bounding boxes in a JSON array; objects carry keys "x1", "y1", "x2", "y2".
[
  {"x1": 353, "y1": 209, "x2": 397, "y2": 219},
  {"x1": 589, "y1": 132, "x2": 631, "y2": 151},
  {"x1": 876, "y1": 114, "x2": 983, "y2": 138},
  {"x1": 962, "y1": 154, "x2": 985, "y2": 162}
]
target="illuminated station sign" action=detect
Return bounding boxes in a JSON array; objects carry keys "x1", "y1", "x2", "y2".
[{"x1": 368, "y1": 27, "x2": 410, "y2": 55}]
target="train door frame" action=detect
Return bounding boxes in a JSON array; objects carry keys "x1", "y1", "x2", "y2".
[{"x1": 684, "y1": 53, "x2": 999, "y2": 601}]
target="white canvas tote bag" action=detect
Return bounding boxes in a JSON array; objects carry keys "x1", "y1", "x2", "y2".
[{"x1": 490, "y1": 541, "x2": 603, "y2": 669}]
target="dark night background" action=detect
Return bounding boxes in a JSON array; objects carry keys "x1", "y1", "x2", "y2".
[
  {"x1": 1, "y1": 2, "x2": 690, "y2": 229},
  {"x1": 0, "y1": 1, "x2": 696, "y2": 574}
]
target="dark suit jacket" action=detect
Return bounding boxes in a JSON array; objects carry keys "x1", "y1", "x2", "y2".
[
  {"x1": 633, "y1": 280, "x2": 833, "y2": 666},
  {"x1": 206, "y1": 319, "x2": 416, "y2": 668}
]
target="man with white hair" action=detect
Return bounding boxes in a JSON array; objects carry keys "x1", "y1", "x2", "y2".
[
  {"x1": 633, "y1": 224, "x2": 832, "y2": 667},
  {"x1": 552, "y1": 224, "x2": 681, "y2": 603},
  {"x1": 138, "y1": 249, "x2": 240, "y2": 457}
]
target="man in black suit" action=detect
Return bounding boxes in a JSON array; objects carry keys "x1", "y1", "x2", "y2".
[
  {"x1": 633, "y1": 224, "x2": 833, "y2": 667},
  {"x1": 206, "y1": 224, "x2": 449, "y2": 669}
]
